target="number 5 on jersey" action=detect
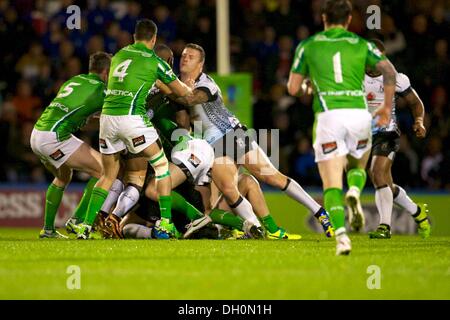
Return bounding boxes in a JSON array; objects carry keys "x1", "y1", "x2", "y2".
[{"x1": 113, "y1": 59, "x2": 132, "y2": 82}]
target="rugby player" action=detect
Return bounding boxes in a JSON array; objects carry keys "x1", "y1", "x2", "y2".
[
  {"x1": 30, "y1": 52, "x2": 111, "y2": 238},
  {"x1": 287, "y1": 0, "x2": 397, "y2": 254},
  {"x1": 168, "y1": 43, "x2": 332, "y2": 240},
  {"x1": 365, "y1": 39, "x2": 431, "y2": 239}
]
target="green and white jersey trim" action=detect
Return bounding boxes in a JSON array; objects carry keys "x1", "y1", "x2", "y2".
[
  {"x1": 50, "y1": 105, "x2": 84, "y2": 132},
  {"x1": 129, "y1": 83, "x2": 145, "y2": 115}
]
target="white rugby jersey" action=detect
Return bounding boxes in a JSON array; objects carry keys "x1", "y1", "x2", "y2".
[
  {"x1": 364, "y1": 72, "x2": 412, "y2": 134},
  {"x1": 190, "y1": 73, "x2": 240, "y2": 144}
]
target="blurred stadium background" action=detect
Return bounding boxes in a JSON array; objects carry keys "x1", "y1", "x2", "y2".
[{"x1": 0, "y1": 0, "x2": 448, "y2": 232}]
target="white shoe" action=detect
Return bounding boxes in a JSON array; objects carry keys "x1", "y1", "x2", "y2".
[
  {"x1": 336, "y1": 233, "x2": 352, "y2": 256},
  {"x1": 345, "y1": 187, "x2": 365, "y2": 232},
  {"x1": 183, "y1": 215, "x2": 212, "y2": 239}
]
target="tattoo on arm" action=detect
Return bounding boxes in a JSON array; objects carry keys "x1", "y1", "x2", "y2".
[
  {"x1": 376, "y1": 60, "x2": 396, "y2": 86},
  {"x1": 174, "y1": 89, "x2": 209, "y2": 106}
]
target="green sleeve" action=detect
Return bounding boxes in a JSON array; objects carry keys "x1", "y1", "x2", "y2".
[
  {"x1": 156, "y1": 58, "x2": 177, "y2": 84},
  {"x1": 291, "y1": 41, "x2": 309, "y2": 76},
  {"x1": 365, "y1": 40, "x2": 386, "y2": 68}
]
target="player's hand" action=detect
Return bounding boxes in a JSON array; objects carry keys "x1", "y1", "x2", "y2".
[
  {"x1": 374, "y1": 105, "x2": 391, "y2": 127},
  {"x1": 413, "y1": 117, "x2": 426, "y2": 138},
  {"x1": 301, "y1": 79, "x2": 313, "y2": 95}
]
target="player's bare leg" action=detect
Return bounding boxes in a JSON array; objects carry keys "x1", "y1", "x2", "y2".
[
  {"x1": 40, "y1": 143, "x2": 103, "y2": 239},
  {"x1": 211, "y1": 156, "x2": 261, "y2": 227},
  {"x1": 242, "y1": 146, "x2": 333, "y2": 237}
]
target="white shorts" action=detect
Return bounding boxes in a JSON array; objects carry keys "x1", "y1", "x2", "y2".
[
  {"x1": 171, "y1": 138, "x2": 215, "y2": 186},
  {"x1": 99, "y1": 114, "x2": 159, "y2": 155},
  {"x1": 30, "y1": 128, "x2": 83, "y2": 169},
  {"x1": 313, "y1": 109, "x2": 372, "y2": 162}
]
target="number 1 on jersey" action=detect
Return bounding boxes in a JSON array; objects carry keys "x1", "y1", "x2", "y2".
[
  {"x1": 113, "y1": 59, "x2": 132, "y2": 82},
  {"x1": 333, "y1": 52, "x2": 343, "y2": 83}
]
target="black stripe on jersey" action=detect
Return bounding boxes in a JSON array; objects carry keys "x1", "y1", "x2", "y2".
[{"x1": 396, "y1": 86, "x2": 413, "y2": 97}]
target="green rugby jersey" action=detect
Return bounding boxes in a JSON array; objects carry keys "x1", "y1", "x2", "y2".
[
  {"x1": 102, "y1": 42, "x2": 177, "y2": 116},
  {"x1": 146, "y1": 90, "x2": 189, "y2": 156},
  {"x1": 34, "y1": 73, "x2": 105, "y2": 141},
  {"x1": 291, "y1": 27, "x2": 386, "y2": 113}
]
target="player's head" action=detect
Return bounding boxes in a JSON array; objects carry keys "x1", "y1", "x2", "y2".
[
  {"x1": 134, "y1": 19, "x2": 158, "y2": 48},
  {"x1": 154, "y1": 44, "x2": 174, "y2": 68},
  {"x1": 321, "y1": 0, "x2": 352, "y2": 29},
  {"x1": 89, "y1": 51, "x2": 112, "y2": 82},
  {"x1": 180, "y1": 43, "x2": 205, "y2": 75}
]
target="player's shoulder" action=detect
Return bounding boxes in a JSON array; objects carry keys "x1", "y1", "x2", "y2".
[
  {"x1": 396, "y1": 72, "x2": 412, "y2": 93},
  {"x1": 196, "y1": 73, "x2": 217, "y2": 88}
]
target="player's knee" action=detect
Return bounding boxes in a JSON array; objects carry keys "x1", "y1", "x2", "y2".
[
  {"x1": 149, "y1": 150, "x2": 170, "y2": 180},
  {"x1": 239, "y1": 174, "x2": 260, "y2": 191},
  {"x1": 370, "y1": 165, "x2": 387, "y2": 187},
  {"x1": 220, "y1": 182, "x2": 240, "y2": 201},
  {"x1": 54, "y1": 172, "x2": 72, "y2": 187}
]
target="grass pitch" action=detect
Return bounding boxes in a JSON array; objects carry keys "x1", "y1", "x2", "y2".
[{"x1": 0, "y1": 228, "x2": 449, "y2": 300}]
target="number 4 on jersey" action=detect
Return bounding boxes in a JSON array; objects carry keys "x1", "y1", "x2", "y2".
[{"x1": 113, "y1": 59, "x2": 132, "y2": 82}]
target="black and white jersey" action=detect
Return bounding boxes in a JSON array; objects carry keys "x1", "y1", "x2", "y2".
[
  {"x1": 190, "y1": 73, "x2": 240, "y2": 144},
  {"x1": 365, "y1": 72, "x2": 413, "y2": 134}
]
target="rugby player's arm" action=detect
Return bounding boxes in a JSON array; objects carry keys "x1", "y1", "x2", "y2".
[
  {"x1": 374, "y1": 60, "x2": 397, "y2": 126},
  {"x1": 287, "y1": 72, "x2": 305, "y2": 97},
  {"x1": 80, "y1": 111, "x2": 100, "y2": 131},
  {"x1": 175, "y1": 109, "x2": 191, "y2": 131},
  {"x1": 402, "y1": 89, "x2": 427, "y2": 138},
  {"x1": 170, "y1": 89, "x2": 209, "y2": 107},
  {"x1": 165, "y1": 78, "x2": 193, "y2": 98}
]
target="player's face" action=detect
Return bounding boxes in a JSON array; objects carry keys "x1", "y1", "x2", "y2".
[{"x1": 180, "y1": 48, "x2": 202, "y2": 73}]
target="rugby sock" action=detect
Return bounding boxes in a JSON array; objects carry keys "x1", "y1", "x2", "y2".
[
  {"x1": 84, "y1": 187, "x2": 108, "y2": 226},
  {"x1": 346, "y1": 168, "x2": 367, "y2": 193},
  {"x1": 73, "y1": 177, "x2": 98, "y2": 223},
  {"x1": 44, "y1": 183, "x2": 65, "y2": 230},
  {"x1": 112, "y1": 185, "x2": 140, "y2": 218},
  {"x1": 209, "y1": 209, "x2": 244, "y2": 231},
  {"x1": 282, "y1": 178, "x2": 321, "y2": 213},
  {"x1": 100, "y1": 179, "x2": 124, "y2": 214},
  {"x1": 171, "y1": 191, "x2": 203, "y2": 220},
  {"x1": 261, "y1": 214, "x2": 279, "y2": 233},
  {"x1": 375, "y1": 185, "x2": 393, "y2": 226},
  {"x1": 158, "y1": 195, "x2": 172, "y2": 220},
  {"x1": 393, "y1": 185, "x2": 418, "y2": 215},
  {"x1": 229, "y1": 196, "x2": 261, "y2": 227},
  {"x1": 324, "y1": 188, "x2": 345, "y2": 230},
  {"x1": 122, "y1": 223, "x2": 152, "y2": 239}
]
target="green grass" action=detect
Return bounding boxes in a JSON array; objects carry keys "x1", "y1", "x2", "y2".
[{"x1": 0, "y1": 228, "x2": 449, "y2": 300}]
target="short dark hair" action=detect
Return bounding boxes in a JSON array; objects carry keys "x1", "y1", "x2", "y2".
[
  {"x1": 134, "y1": 19, "x2": 157, "y2": 41},
  {"x1": 89, "y1": 51, "x2": 111, "y2": 73},
  {"x1": 369, "y1": 38, "x2": 385, "y2": 53},
  {"x1": 185, "y1": 43, "x2": 205, "y2": 63},
  {"x1": 322, "y1": 0, "x2": 352, "y2": 25},
  {"x1": 154, "y1": 44, "x2": 174, "y2": 67}
]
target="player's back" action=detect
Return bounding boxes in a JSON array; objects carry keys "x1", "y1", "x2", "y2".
[
  {"x1": 34, "y1": 73, "x2": 105, "y2": 141},
  {"x1": 293, "y1": 27, "x2": 384, "y2": 113},
  {"x1": 103, "y1": 42, "x2": 175, "y2": 116}
]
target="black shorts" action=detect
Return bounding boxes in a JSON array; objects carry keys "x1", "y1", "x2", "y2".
[
  {"x1": 372, "y1": 131, "x2": 400, "y2": 159},
  {"x1": 133, "y1": 180, "x2": 205, "y2": 234},
  {"x1": 212, "y1": 126, "x2": 258, "y2": 162}
]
